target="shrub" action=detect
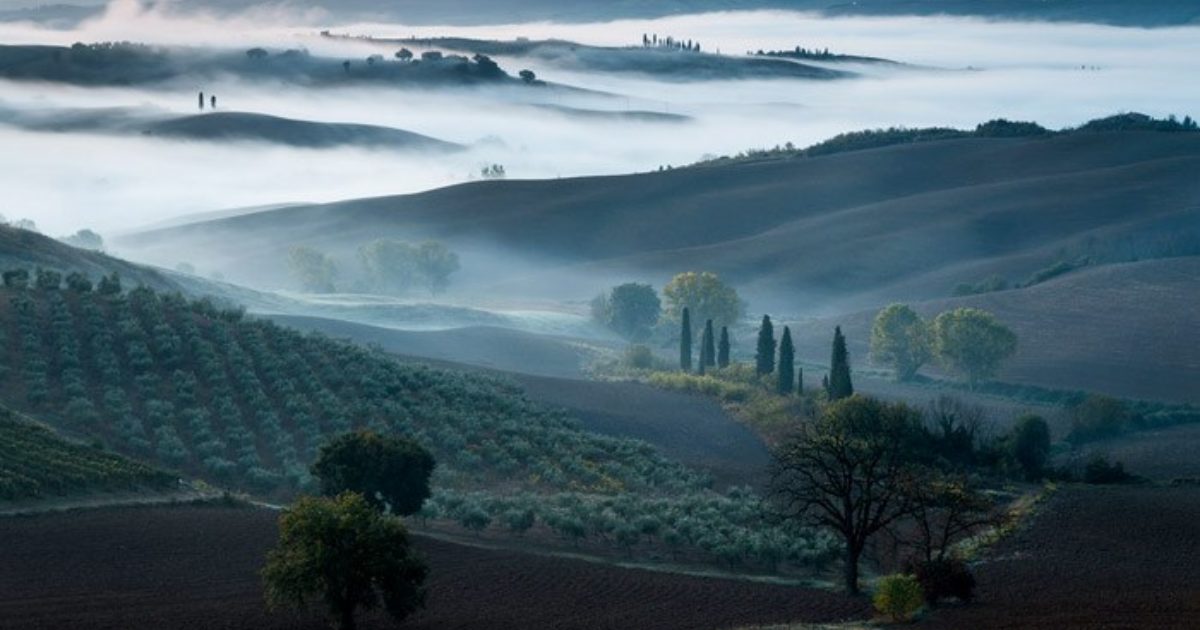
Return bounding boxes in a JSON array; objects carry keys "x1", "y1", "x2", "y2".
[
  {"x1": 1009, "y1": 414, "x2": 1050, "y2": 480},
  {"x1": 909, "y1": 558, "x2": 976, "y2": 604},
  {"x1": 622, "y1": 344, "x2": 657, "y2": 370},
  {"x1": 1068, "y1": 395, "x2": 1133, "y2": 443},
  {"x1": 873, "y1": 574, "x2": 924, "y2": 622},
  {"x1": 1083, "y1": 454, "x2": 1132, "y2": 484}
]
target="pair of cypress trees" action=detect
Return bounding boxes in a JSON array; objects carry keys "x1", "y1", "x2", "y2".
[{"x1": 679, "y1": 307, "x2": 729, "y2": 374}]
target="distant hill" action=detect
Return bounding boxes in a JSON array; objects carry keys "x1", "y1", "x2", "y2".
[
  {"x1": 141, "y1": 112, "x2": 463, "y2": 152},
  {"x1": 7, "y1": 1, "x2": 1197, "y2": 28},
  {"x1": 119, "y1": 122, "x2": 1200, "y2": 313}
]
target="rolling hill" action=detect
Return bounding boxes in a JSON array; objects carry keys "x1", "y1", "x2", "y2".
[{"x1": 118, "y1": 125, "x2": 1200, "y2": 313}]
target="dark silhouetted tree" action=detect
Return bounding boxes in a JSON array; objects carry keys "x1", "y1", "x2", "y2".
[
  {"x1": 755, "y1": 315, "x2": 775, "y2": 375},
  {"x1": 519, "y1": 69, "x2": 536, "y2": 83},
  {"x1": 679, "y1": 307, "x2": 692, "y2": 371},
  {"x1": 263, "y1": 493, "x2": 427, "y2": 630},
  {"x1": 777, "y1": 326, "x2": 795, "y2": 395},
  {"x1": 1009, "y1": 414, "x2": 1050, "y2": 480},
  {"x1": 394, "y1": 48, "x2": 413, "y2": 61},
  {"x1": 700, "y1": 319, "x2": 716, "y2": 372},
  {"x1": 310, "y1": 431, "x2": 436, "y2": 516},
  {"x1": 828, "y1": 326, "x2": 854, "y2": 400},
  {"x1": 717, "y1": 326, "x2": 730, "y2": 368}
]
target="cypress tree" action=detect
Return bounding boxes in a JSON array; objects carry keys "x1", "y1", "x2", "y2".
[
  {"x1": 755, "y1": 315, "x2": 776, "y2": 375},
  {"x1": 680, "y1": 307, "x2": 692, "y2": 371},
  {"x1": 828, "y1": 325, "x2": 854, "y2": 400},
  {"x1": 702, "y1": 319, "x2": 716, "y2": 370},
  {"x1": 717, "y1": 326, "x2": 731, "y2": 368},
  {"x1": 777, "y1": 326, "x2": 795, "y2": 395},
  {"x1": 797, "y1": 366, "x2": 803, "y2": 393},
  {"x1": 698, "y1": 320, "x2": 711, "y2": 375}
]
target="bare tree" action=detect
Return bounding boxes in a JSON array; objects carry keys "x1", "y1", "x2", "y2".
[
  {"x1": 770, "y1": 396, "x2": 922, "y2": 594},
  {"x1": 896, "y1": 472, "x2": 999, "y2": 564}
]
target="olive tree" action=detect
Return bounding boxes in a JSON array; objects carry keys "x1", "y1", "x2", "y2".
[
  {"x1": 262, "y1": 493, "x2": 427, "y2": 630},
  {"x1": 662, "y1": 271, "x2": 743, "y2": 329},
  {"x1": 310, "y1": 430, "x2": 435, "y2": 516}
]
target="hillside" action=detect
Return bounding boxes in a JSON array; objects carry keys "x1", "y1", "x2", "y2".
[
  {"x1": 141, "y1": 112, "x2": 464, "y2": 152},
  {"x1": 791, "y1": 257, "x2": 1200, "y2": 405},
  {"x1": 0, "y1": 406, "x2": 174, "y2": 502},
  {"x1": 0, "y1": 225, "x2": 183, "y2": 293},
  {"x1": 118, "y1": 127, "x2": 1200, "y2": 313}
]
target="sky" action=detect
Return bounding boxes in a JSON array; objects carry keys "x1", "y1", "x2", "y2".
[{"x1": 1, "y1": 0, "x2": 1199, "y2": 237}]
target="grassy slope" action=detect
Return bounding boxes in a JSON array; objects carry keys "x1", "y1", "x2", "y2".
[
  {"x1": 793, "y1": 257, "x2": 1200, "y2": 405},
  {"x1": 141, "y1": 112, "x2": 464, "y2": 152},
  {"x1": 0, "y1": 406, "x2": 174, "y2": 502},
  {"x1": 118, "y1": 130, "x2": 1200, "y2": 311},
  {"x1": 0, "y1": 226, "x2": 183, "y2": 293}
]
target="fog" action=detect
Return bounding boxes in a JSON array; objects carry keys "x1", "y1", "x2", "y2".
[{"x1": 1, "y1": 0, "x2": 1199, "y2": 321}]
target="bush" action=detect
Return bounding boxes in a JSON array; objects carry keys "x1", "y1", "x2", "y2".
[
  {"x1": 622, "y1": 344, "x2": 657, "y2": 370},
  {"x1": 1068, "y1": 395, "x2": 1133, "y2": 443},
  {"x1": 1083, "y1": 454, "x2": 1132, "y2": 484},
  {"x1": 874, "y1": 574, "x2": 924, "y2": 622},
  {"x1": 909, "y1": 558, "x2": 976, "y2": 604}
]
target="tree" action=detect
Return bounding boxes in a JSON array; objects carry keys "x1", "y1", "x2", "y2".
[
  {"x1": 519, "y1": 69, "x2": 536, "y2": 83},
  {"x1": 931, "y1": 308, "x2": 1017, "y2": 387},
  {"x1": 594, "y1": 283, "x2": 660, "y2": 340},
  {"x1": 898, "y1": 473, "x2": 997, "y2": 564},
  {"x1": 412, "y1": 241, "x2": 460, "y2": 295},
  {"x1": 777, "y1": 326, "x2": 795, "y2": 395},
  {"x1": 287, "y1": 246, "x2": 338, "y2": 293},
  {"x1": 310, "y1": 431, "x2": 436, "y2": 516},
  {"x1": 755, "y1": 315, "x2": 775, "y2": 375},
  {"x1": 828, "y1": 326, "x2": 854, "y2": 400},
  {"x1": 661, "y1": 271, "x2": 743, "y2": 329},
  {"x1": 770, "y1": 396, "x2": 922, "y2": 594},
  {"x1": 358, "y1": 239, "x2": 416, "y2": 294},
  {"x1": 394, "y1": 48, "x2": 413, "y2": 61},
  {"x1": 3, "y1": 269, "x2": 29, "y2": 289},
  {"x1": 870, "y1": 304, "x2": 931, "y2": 381},
  {"x1": 679, "y1": 307, "x2": 692, "y2": 371},
  {"x1": 60, "y1": 228, "x2": 104, "y2": 251},
  {"x1": 717, "y1": 326, "x2": 731, "y2": 368},
  {"x1": 97, "y1": 272, "x2": 122, "y2": 295},
  {"x1": 1009, "y1": 414, "x2": 1050, "y2": 480},
  {"x1": 262, "y1": 493, "x2": 427, "y2": 630},
  {"x1": 65, "y1": 272, "x2": 93, "y2": 293},
  {"x1": 34, "y1": 268, "x2": 61, "y2": 290},
  {"x1": 700, "y1": 319, "x2": 716, "y2": 372},
  {"x1": 246, "y1": 47, "x2": 269, "y2": 60}
]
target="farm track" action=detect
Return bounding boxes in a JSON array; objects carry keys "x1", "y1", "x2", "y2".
[{"x1": 0, "y1": 504, "x2": 869, "y2": 630}]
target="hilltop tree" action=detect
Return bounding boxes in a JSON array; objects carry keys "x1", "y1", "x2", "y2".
[
  {"x1": 60, "y1": 228, "x2": 104, "y2": 251},
  {"x1": 828, "y1": 326, "x2": 854, "y2": 400},
  {"x1": 662, "y1": 271, "x2": 743, "y2": 330},
  {"x1": 311, "y1": 431, "x2": 436, "y2": 516},
  {"x1": 518, "y1": 69, "x2": 536, "y2": 83},
  {"x1": 394, "y1": 48, "x2": 413, "y2": 61},
  {"x1": 770, "y1": 396, "x2": 922, "y2": 594},
  {"x1": 592, "y1": 283, "x2": 661, "y2": 340},
  {"x1": 717, "y1": 326, "x2": 731, "y2": 368},
  {"x1": 700, "y1": 319, "x2": 716, "y2": 373},
  {"x1": 931, "y1": 308, "x2": 1017, "y2": 387},
  {"x1": 287, "y1": 245, "x2": 338, "y2": 293},
  {"x1": 870, "y1": 304, "x2": 931, "y2": 381},
  {"x1": 777, "y1": 326, "x2": 795, "y2": 395},
  {"x1": 262, "y1": 493, "x2": 427, "y2": 630},
  {"x1": 755, "y1": 315, "x2": 776, "y2": 375},
  {"x1": 679, "y1": 307, "x2": 692, "y2": 371}
]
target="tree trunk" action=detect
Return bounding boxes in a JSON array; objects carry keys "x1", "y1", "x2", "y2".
[{"x1": 844, "y1": 544, "x2": 861, "y2": 595}]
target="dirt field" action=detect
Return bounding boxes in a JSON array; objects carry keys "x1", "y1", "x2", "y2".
[
  {"x1": 0, "y1": 504, "x2": 867, "y2": 630},
  {"x1": 920, "y1": 485, "x2": 1200, "y2": 629}
]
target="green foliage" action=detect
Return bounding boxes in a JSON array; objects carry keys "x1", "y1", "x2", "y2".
[
  {"x1": 755, "y1": 315, "x2": 775, "y2": 376},
  {"x1": 661, "y1": 271, "x2": 743, "y2": 329},
  {"x1": 909, "y1": 558, "x2": 976, "y2": 604},
  {"x1": 591, "y1": 282, "x2": 661, "y2": 340},
  {"x1": 1009, "y1": 414, "x2": 1050, "y2": 480},
  {"x1": 827, "y1": 326, "x2": 854, "y2": 400},
  {"x1": 1067, "y1": 395, "x2": 1133, "y2": 443},
  {"x1": 0, "y1": 407, "x2": 173, "y2": 501},
  {"x1": 931, "y1": 308, "x2": 1017, "y2": 386},
  {"x1": 287, "y1": 245, "x2": 338, "y2": 293},
  {"x1": 952, "y1": 274, "x2": 1009, "y2": 297},
  {"x1": 311, "y1": 431, "x2": 435, "y2": 516},
  {"x1": 873, "y1": 574, "x2": 924, "y2": 622},
  {"x1": 262, "y1": 493, "x2": 427, "y2": 630},
  {"x1": 357, "y1": 239, "x2": 460, "y2": 296},
  {"x1": 870, "y1": 304, "x2": 931, "y2": 381},
  {"x1": 621, "y1": 344, "x2": 661, "y2": 370},
  {"x1": 717, "y1": 326, "x2": 731, "y2": 368},
  {"x1": 699, "y1": 319, "x2": 716, "y2": 374},
  {"x1": 777, "y1": 326, "x2": 795, "y2": 395}
]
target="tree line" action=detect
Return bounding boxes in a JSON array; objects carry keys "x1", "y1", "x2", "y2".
[{"x1": 288, "y1": 239, "x2": 460, "y2": 296}]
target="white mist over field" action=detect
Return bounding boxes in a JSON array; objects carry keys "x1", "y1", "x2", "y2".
[{"x1": 1, "y1": 0, "x2": 1199, "y2": 236}]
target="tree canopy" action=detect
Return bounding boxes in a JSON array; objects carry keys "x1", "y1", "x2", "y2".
[
  {"x1": 592, "y1": 282, "x2": 661, "y2": 340},
  {"x1": 310, "y1": 431, "x2": 436, "y2": 516},
  {"x1": 262, "y1": 492, "x2": 427, "y2": 630},
  {"x1": 287, "y1": 245, "x2": 338, "y2": 293},
  {"x1": 661, "y1": 271, "x2": 743, "y2": 329},
  {"x1": 870, "y1": 304, "x2": 931, "y2": 381},
  {"x1": 931, "y1": 308, "x2": 1017, "y2": 386}
]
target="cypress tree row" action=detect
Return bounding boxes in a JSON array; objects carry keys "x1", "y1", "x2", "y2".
[
  {"x1": 717, "y1": 326, "x2": 731, "y2": 368},
  {"x1": 828, "y1": 325, "x2": 854, "y2": 400},
  {"x1": 680, "y1": 307, "x2": 692, "y2": 371},
  {"x1": 755, "y1": 315, "x2": 776, "y2": 375},
  {"x1": 777, "y1": 326, "x2": 795, "y2": 395},
  {"x1": 701, "y1": 319, "x2": 716, "y2": 371}
]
